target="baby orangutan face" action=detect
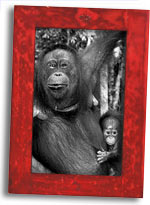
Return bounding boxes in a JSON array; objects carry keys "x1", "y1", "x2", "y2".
[{"x1": 103, "y1": 117, "x2": 119, "y2": 146}]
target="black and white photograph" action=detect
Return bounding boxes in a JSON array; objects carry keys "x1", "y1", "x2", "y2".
[{"x1": 32, "y1": 28, "x2": 126, "y2": 176}]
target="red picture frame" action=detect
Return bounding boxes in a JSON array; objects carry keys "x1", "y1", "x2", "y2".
[{"x1": 8, "y1": 6, "x2": 149, "y2": 198}]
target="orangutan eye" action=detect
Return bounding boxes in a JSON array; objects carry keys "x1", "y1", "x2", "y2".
[
  {"x1": 112, "y1": 130, "x2": 118, "y2": 136},
  {"x1": 60, "y1": 60, "x2": 69, "y2": 69},
  {"x1": 47, "y1": 60, "x2": 57, "y2": 69},
  {"x1": 104, "y1": 130, "x2": 111, "y2": 136}
]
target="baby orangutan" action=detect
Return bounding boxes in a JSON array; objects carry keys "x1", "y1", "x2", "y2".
[{"x1": 97, "y1": 114, "x2": 122, "y2": 176}]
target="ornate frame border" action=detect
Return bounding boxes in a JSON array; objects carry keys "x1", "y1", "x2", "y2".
[{"x1": 8, "y1": 6, "x2": 149, "y2": 197}]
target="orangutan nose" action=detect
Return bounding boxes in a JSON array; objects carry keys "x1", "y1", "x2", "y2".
[{"x1": 54, "y1": 72, "x2": 62, "y2": 77}]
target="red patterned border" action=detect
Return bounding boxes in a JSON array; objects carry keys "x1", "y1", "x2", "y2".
[{"x1": 8, "y1": 6, "x2": 149, "y2": 197}]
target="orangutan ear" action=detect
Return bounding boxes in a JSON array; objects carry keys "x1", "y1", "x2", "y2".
[{"x1": 80, "y1": 31, "x2": 126, "y2": 83}]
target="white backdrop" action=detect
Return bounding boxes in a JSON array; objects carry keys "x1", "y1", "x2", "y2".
[{"x1": 0, "y1": 1, "x2": 150, "y2": 205}]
